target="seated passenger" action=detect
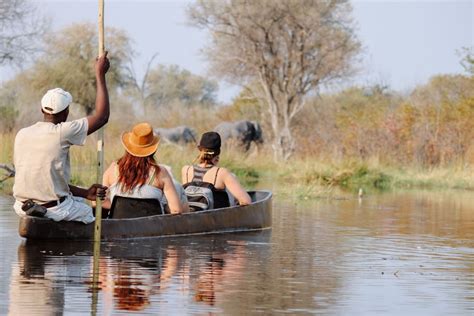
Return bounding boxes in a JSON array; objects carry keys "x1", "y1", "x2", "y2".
[
  {"x1": 181, "y1": 131, "x2": 251, "y2": 211},
  {"x1": 102, "y1": 122, "x2": 185, "y2": 215}
]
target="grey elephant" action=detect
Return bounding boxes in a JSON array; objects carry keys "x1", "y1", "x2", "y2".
[
  {"x1": 154, "y1": 126, "x2": 197, "y2": 145},
  {"x1": 214, "y1": 120, "x2": 263, "y2": 151}
]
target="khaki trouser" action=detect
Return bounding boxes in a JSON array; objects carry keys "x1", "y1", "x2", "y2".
[{"x1": 14, "y1": 195, "x2": 95, "y2": 224}]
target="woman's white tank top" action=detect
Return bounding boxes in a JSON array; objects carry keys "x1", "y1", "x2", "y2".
[{"x1": 109, "y1": 165, "x2": 165, "y2": 208}]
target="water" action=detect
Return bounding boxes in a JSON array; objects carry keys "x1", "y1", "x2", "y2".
[{"x1": 0, "y1": 191, "x2": 473, "y2": 315}]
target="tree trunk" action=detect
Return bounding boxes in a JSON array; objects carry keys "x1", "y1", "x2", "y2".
[
  {"x1": 258, "y1": 80, "x2": 298, "y2": 161},
  {"x1": 272, "y1": 125, "x2": 295, "y2": 161}
]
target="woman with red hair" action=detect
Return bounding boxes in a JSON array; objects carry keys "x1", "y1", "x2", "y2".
[{"x1": 102, "y1": 122, "x2": 185, "y2": 214}]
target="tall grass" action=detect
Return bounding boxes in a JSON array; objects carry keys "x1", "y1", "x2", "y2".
[
  {"x1": 0, "y1": 133, "x2": 14, "y2": 165},
  {"x1": 1, "y1": 131, "x2": 474, "y2": 198},
  {"x1": 0, "y1": 133, "x2": 14, "y2": 193},
  {"x1": 69, "y1": 137, "x2": 262, "y2": 187}
]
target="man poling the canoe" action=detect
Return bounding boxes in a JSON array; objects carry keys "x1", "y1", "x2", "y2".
[{"x1": 12, "y1": 53, "x2": 111, "y2": 224}]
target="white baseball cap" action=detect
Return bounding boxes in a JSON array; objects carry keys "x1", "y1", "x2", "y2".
[{"x1": 41, "y1": 88, "x2": 73, "y2": 114}]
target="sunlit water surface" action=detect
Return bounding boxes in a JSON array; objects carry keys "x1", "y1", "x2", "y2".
[{"x1": 0, "y1": 191, "x2": 473, "y2": 315}]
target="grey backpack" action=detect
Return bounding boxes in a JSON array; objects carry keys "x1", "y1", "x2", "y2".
[{"x1": 183, "y1": 181, "x2": 215, "y2": 212}]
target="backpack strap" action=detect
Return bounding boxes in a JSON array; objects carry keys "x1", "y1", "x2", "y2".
[
  {"x1": 213, "y1": 167, "x2": 220, "y2": 186},
  {"x1": 147, "y1": 166, "x2": 157, "y2": 185}
]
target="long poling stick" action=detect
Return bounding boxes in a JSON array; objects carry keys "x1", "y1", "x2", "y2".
[
  {"x1": 94, "y1": 0, "x2": 105, "y2": 246},
  {"x1": 92, "y1": 1, "x2": 105, "y2": 313}
]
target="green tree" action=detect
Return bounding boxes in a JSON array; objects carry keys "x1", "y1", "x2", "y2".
[
  {"x1": 128, "y1": 63, "x2": 218, "y2": 116},
  {"x1": 409, "y1": 74, "x2": 474, "y2": 165},
  {"x1": 217, "y1": 86, "x2": 264, "y2": 122},
  {"x1": 28, "y1": 23, "x2": 134, "y2": 115},
  {"x1": 459, "y1": 47, "x2": 474, "y2": 75},
  {"x1": 0, "y1": 73, "x2": 40, "y2": 131},
  {"x1": 329, "y1": 86, "x2": 394, "y2": 159},
  {"x1": 0, "y1": 86, "x2": 18, "y2": 132},
  {"x1": 188, "y1": 0, "x2": 360, "y2": 160}
]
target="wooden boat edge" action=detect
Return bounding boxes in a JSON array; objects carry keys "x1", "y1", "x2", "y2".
[{"x1": 19, "y1": 190, "x2": 272, "y2": 240}]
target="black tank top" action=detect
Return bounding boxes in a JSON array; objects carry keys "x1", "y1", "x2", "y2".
[{"x1": 186, "y1": 165, "x2": 230, "y2": 209}]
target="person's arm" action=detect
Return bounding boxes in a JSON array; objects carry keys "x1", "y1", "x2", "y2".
[
  {"x1": 87, "y1": 52, "x2": 110, "y2": 135},
  {"x1": 173, "y1": 179, "x2": 190, "y2": 213},
  {"x1": 161, "y1": 169, "x2": 183, "y2": 214},
  {"x1": 69, "y1": 184, "x2": 107, "y2": 201},
  {"x1": 181, "y1": 165, "x2": 191, "y2": 184},
  {"x1": 99, "y1": 162, "x2": 116, "y2": 209},
  {"x1": 222, "y1": 169, "x2": 252, "y2": 206}
]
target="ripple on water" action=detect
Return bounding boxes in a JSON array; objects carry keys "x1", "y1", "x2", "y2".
[{"x1": 0, "y1": 192, "x2": 473, "y2": 315}]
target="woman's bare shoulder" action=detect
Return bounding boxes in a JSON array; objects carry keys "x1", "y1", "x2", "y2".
[
  {"x1": 217, "y1": 166, "x2": 231, "y2": 176},
  {"x1": 107, "y1": 160, "x2": 117, "y2": 167},
  {"x1": 104, "y1": 160, "x2": 117, "y2": 174},
  {"x1": 156, "y1": 165, "x2": 170, "y2": 178},
  {"x1": 103, "y1": 161, "x2": 118, "y2": 185}
]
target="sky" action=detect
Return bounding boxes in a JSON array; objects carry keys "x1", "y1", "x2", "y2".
[{"x1": 5, "y1": 0, "x2": 474, "y2": 102}]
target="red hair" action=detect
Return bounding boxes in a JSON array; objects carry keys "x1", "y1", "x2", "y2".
[{"x1": 117, "y1": 152, "x2": 160, "y2": 192}]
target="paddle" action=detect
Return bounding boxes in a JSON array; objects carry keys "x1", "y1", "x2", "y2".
[{"x1": 91, "y1": 1, "x2": 105, "y2": 314}]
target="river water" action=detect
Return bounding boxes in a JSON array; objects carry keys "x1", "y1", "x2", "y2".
[{"x1": 0, "y1": 190, "x2": 473, "y2": 315}]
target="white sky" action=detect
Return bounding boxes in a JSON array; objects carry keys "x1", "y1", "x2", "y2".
[{"x1": 4, "y1": 0, "x2": 474, "y2": 102}]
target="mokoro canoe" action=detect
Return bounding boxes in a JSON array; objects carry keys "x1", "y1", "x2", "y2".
[{"x1": 18, "y1": 190, "x2": 272, "y2": 240}]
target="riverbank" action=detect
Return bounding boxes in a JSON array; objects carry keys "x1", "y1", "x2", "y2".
[
  {"x1": 272, "y1": 159, "x2": 474, "y2": 200},
  {"x1": 1, "y1": 133, "x2": 473, "y2": 198}
]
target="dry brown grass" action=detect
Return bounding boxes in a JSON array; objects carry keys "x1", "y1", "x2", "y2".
[{"x1": 2, "y1": 125, "x2": 474, "y2": 198}]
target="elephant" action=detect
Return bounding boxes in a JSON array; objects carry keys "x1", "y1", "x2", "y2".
[
  {"x1": 154, "y1": 126, "x2": 197, "y2": 145},
  {"x1": 214, "y1": 120, "x2": 263, "y2": 151}
]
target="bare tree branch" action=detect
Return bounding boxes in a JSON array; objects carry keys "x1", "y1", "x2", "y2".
[
  {"x1": 0, "y1": 0, "x2": 49, "y2": 66},
  {"x1": 0, "y1": 164, "x2": 15, "y2": 183},
  {"x1": 188, "y1": 0, "x2": 360, "y2": 160}
]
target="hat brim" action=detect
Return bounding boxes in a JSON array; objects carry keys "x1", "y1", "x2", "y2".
[{"x1": 121, "y1": 132, "x2": 160, "y2": 157}]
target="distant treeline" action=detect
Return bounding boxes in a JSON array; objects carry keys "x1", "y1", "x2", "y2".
[
  {"x1": 0, "y1": 17, "x2": 473, "y2": 168},
  {"x1": 2, "y1": 71, "x2": 473, "y2": 169},
  {"x1": 294, "y1": 75, "x2": 474, "y2": 167}
]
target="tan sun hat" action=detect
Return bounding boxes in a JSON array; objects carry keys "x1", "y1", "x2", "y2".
[{"x1": 121, "y1": 122, "x2": 160, "y2": 157}]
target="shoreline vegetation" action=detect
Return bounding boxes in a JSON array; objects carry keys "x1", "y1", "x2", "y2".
[
  {"x1": 1, "y1": 3, "x2": 473, "y2": 202},
  {"x1": 1, "y1": 132, "x2": 473, "y2": 200}
]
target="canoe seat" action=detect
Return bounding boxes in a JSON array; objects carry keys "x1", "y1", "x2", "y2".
[
  {"x1": 248, "y1": 191, "x2": 257, "y2": 203},
  {"x1": 109, "y1": 196, "x2": 164, "y2": 219}
]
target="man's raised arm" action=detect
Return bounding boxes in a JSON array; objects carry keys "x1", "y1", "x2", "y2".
[{"x1": 87, "y1": 52, "x2": 110, "y2": 135}]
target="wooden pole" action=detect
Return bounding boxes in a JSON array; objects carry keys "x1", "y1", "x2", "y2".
[
  {"x1": 92, "y1": 1, "x2": 104, "y2": 314},
  {"x1": 94, "y1": 0, "x2": 105, "y2": 245}
]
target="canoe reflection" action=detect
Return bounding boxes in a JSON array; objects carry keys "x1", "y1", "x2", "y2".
[{"x1": 13, "y1": 231, "x2": 270, "y2": 313}]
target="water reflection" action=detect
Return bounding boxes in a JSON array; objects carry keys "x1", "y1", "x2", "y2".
[
  {"x1": 193, "y1": 242, "x2": 247, "y2": 306},
  {"x1": 327, "y1": 190, "x2": 474, "y2": 243},
  {"x1": 2, "y1": 190, "x2": 474, "y2": 314},
  {"x1": 10, "y1": 240, "x2": 69, "y2": 315},
  {"x1": 10, "y1": 231, "x2": 270, "y2": 314}
]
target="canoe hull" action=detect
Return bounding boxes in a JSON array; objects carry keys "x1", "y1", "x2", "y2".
[{"x1": 18, "y1": 191, "x2": 272, "y2": 240}]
